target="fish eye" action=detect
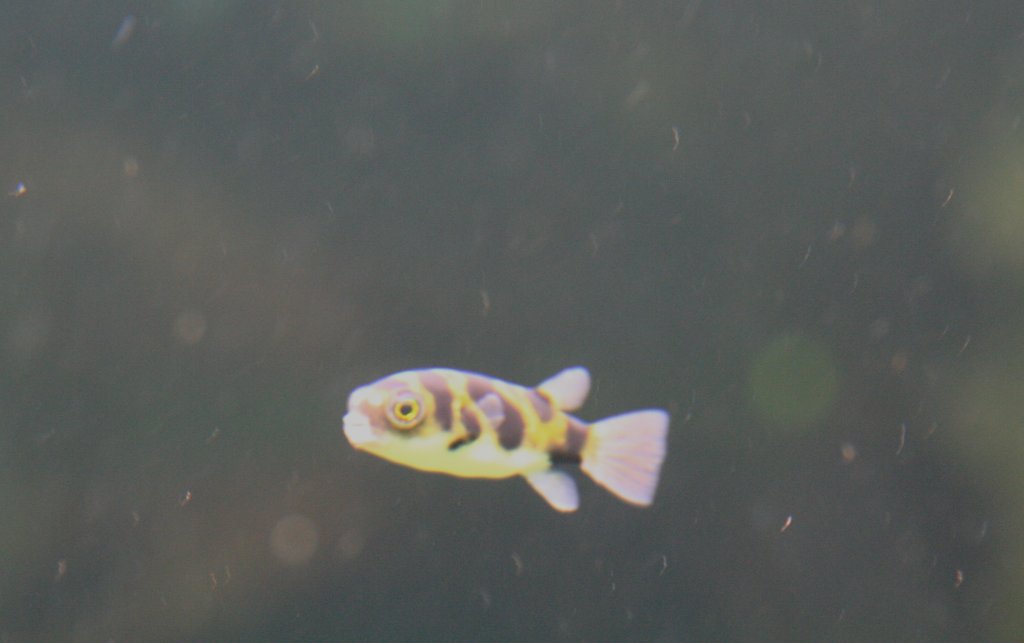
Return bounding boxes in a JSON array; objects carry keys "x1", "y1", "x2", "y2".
[{"x1": 386, "y1": 392, "x2": 424, "y2": 430}]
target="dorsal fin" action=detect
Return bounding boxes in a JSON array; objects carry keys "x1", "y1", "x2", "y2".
[{"x1": 537, "y1": 367, "x2": 591, "y2": 411}]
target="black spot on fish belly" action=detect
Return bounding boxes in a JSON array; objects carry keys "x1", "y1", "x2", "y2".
[
  {"x1": 419, "y1": 371, "x2": 454, "y2": 430},
  {"x1": 497, "y1": 396, "x2": 524, "y2": 450},
  {"x1": 448, "y1": 435, "x2": 475, "y2": 451}
]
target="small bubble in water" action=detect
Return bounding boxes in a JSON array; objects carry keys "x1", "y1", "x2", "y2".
[
  {"x1": 123, "y1": 156, "x2": 140, "y2": 178},
  {"x1": 174, "y1": 310, "x2": 207, "y2": 345},
  {"x1": 334, "y1": 529, "x2": 366, "y2": 562},
  {"x1": 270, "y1": 514, "x2": 319, "y2": 566},
  {"x1": 841, "y1": 442, "x2": 857, "y2": 463}
]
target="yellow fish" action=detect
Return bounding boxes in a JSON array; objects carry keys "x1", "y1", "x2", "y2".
[{"x1": 342, "y1": 367, "x2": 668, "y2": 512}]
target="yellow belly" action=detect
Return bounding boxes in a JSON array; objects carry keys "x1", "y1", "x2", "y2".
[{"x1": 364, "y1": 431, "x2": 550, "y2": 479}]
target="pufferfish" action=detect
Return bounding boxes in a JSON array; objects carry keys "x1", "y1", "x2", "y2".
[{"x1": 342, "y1": 367, "x2": 668, "y2": 512}]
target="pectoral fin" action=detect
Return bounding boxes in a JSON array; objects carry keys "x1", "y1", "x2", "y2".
[{"x1": 524, "y1": 469, "x2": 579, "y2": 512}]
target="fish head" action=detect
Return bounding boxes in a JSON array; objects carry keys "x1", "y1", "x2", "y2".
[{"x1": 343, "y1": 372, "x2": 442, "y2": 463}]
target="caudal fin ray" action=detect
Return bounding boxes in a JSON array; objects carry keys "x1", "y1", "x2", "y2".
[{"x1": 580, "y1": 409, "x2": 668, "y2": 506}]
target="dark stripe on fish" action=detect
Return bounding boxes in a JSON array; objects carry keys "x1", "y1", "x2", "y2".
[
  {"x1": 496, "y1": 395, "x2": 524, "y2": 450},
  {"x1": 419, "y1": 371, "x2": 454, "y2": 431},
  {"x1": 527, "y1": 390, "x2": 553, "y2": 422},
  {"x1": 549, "y1": 451, "x2": 581, "y2": 465},
  {"x1": 549, "y1": 418, "x2": 587, "y2": 464},
  {"x1": 466, "y1": 375, "x2": 495, "y2": 402},
  {"x1": 461, "y1": 407, "x2": 481, "y2": 440},
  {"x1": 565, "y1": 418, "x2": 588, "y2": 456}
]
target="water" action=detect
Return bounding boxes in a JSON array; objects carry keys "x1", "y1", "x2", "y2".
[{"x1": 1, "y1": 2, "x2": 1022, "y2": 640}]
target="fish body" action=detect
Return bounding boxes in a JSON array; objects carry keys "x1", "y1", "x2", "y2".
[{"x1": 342, "y1": 367, "x2": 668, "y2": 512}]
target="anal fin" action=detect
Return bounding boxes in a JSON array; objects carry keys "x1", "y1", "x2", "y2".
[{"x1": 524, "y1": 469, "x2": 579, "y2": 512}]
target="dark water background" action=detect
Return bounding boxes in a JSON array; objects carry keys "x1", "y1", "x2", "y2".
[{"x1": 3, "y1": 2, "x2": 1024, "y2": 641}]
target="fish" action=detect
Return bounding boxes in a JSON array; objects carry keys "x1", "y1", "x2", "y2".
[{"x1": 342, "y1": 367, "x2": 669, "y2": 512}]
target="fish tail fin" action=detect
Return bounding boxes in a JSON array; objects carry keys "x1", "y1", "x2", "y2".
[{"x1": 581, "y1": 410, "x2": 669, "y2": 507}]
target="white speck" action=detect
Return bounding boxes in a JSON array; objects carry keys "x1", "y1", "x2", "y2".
[
  {"x1": 957, "y1": 334, "x2": 971, "y2": 356},
  {"x1": 511, "y1": 553, "x2": 524, "y2": 576},
  {"x1": 940, "y1": 188, "x2": 955, "y2": 208},
  {"x1": 798, "y1": 244, "x2": 812, "y2": 268}
]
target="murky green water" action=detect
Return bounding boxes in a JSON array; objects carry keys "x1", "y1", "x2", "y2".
[{"x1": 2, "y1": 2, "x2": 1023, "y2": 640}]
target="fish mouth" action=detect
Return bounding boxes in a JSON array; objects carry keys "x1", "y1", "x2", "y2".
[{"x1": 342, "y1": 412, "x2": 380, "y2": 448}]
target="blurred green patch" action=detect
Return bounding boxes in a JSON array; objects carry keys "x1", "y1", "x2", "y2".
[
  {"x1": 357, "y1": 0, "x2": 453, "y2": 48},
  {"x1": 945, "y1": 332, "x2": 1024, "y2": 640},
  {"x1": 748, "y1": 334, "x2": 838, "y2": 429},
  {"x1": 161, "y1": 0, "x2": 244, "y2": 34},
  {"x1": 320, "y1": 0, "x2": 461, "y2": 53},
  {"x1": 949, "y1": 143, "x2": 1024, "y2": 280}
]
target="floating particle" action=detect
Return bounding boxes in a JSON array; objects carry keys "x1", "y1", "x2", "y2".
[
  {"x1": 111, "y1": 15, "x2": 137, "y2": 49},
  {"x1": 890, "y1": 350, "x2": 909, "y2": 374},
  {"x1": 174, "y1": 310, "x2": 207, "y2": 345},
  {"x1": 334, "y1": 529, "x2": 366, "y2": 562},
  {"x1": 841, "y1": 442, "x2": 857, "y2": 463},
  {"x1": 624, "y1": 80, "x2": 650, "y2": 109},
  {"x1": 851, "y1": 218, "x2": 877, "y2": 248},
  {"x1": 828, "y1": 221, "x2": 847, "y2": 242},
  {"x1": 123, "y1": 156, "x2": 140, "y2": 178},
  {"x1": 270, "y1": 514, "x2": 319, "y2": 566},
  {"x1": 511, "y1": 553, "x2": 524, "y2": 576}
]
